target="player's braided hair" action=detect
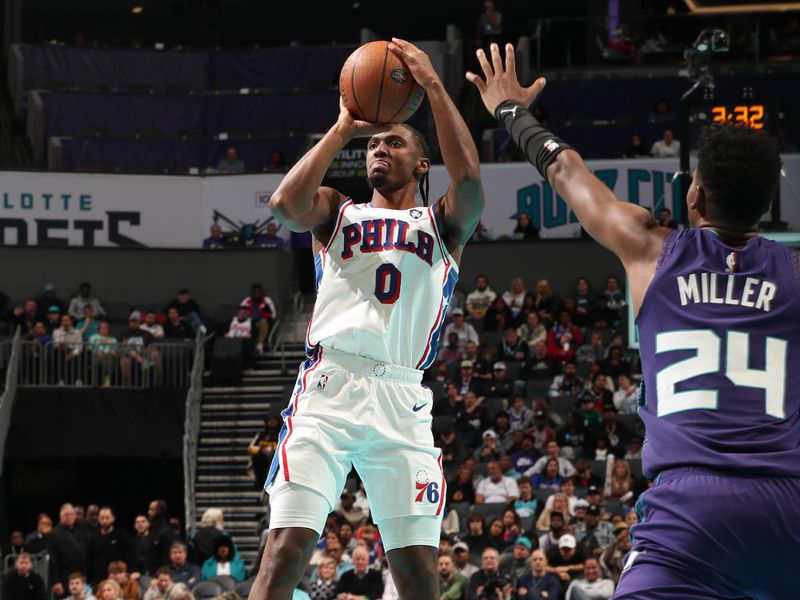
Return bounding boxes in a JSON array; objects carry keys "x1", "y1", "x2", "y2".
[{"x1": 401, "y1": 123, "x2": 431, "y2": 207}]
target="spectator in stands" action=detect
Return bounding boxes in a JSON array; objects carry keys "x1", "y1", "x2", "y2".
[
  {"x1": 166, "y1": 542, "x2": 199, "y2": 587},
  {"x1": 573, "y1": 505, "x2": 615, "y2": 560},
  {"x1": 537, "y1": 510, "x2": 567, "y2": 554},
  {"x1": 500, "y1": 536, "x2": 533, "y2": 589},
  {"x1": 334, "y1": 492, "x2": 368, "y2": 528},
  {"x1": 512, "y1": 213, "x2": 539, "y2": 240},
  {"x1": 476, "y1": 0, "x2": 503, "y2": 51},
  {"x1": 456, "y1": 360, "x2": 485, "y2": 397},
  {"x1": 607, "y1": 460, "x2": 636, "y2": 503},
  {"x1": 163, "y1": 308, "x2": 193, "y2": 342},
  {"x1": 602, "y1": 275, "x2": 626, "y2": 314},
  {"x1": 548, "y1": 362, "x2": 583, "y2": 398},
  {"x1": 464, "y1": 342, "x2": 492, "y2": 380},
  {"x1": 497, "y1": 328, "x2": 528, "y2": 362},
  {"x1": 547, "y1": 312, "x2": 583, "y2": 363},
  {"x1": 106, "y1": 562, "x2": 138, "y2": 600},
  {"x1": 466, "y1": 275, "x2": 497, "y2": 322},
  {"x1": 95, "y1": 580, "x2": 121, "y2": 600},
  {"x1": 131, "y1": 516, "x2": 149, "y2": 575},
  {"x1": 49, "y1": 504, "x2": 87, "y2": 596},
  {"x1": 2, "y1": 552, "x2": 47, "y2": 600},
  {"x1": 517, "y1": 312, "x2": 546, "y2": 348},
  {"x1": 226, "y1": 304, "x2": 253, "y2": 339},
  {"x1": 120, "y1": 312, "x2": 160, "y2": 385},
  {"x1": 333, "y1": 545, "x2": 382, "y2": 598},
  {"x1": 63, "y1": 573, "x2": 96, "y2": 600},
  {"x1": 68, "y1": 283, "x2": 105, "y2": 322},
  {"x1": 533, "y1": 458, "x2": 563, "y2": 492},
  {"x1": 202, "y1": 225, "x2": 225, "y2": 250},
  {"x1": 254, "y1": 223, "x2": 287, "y2": 250},
  {"x1": 599, "y1": 347, "x2": 631, "y2": 380},
  {"x1": 141, "y1": 313, "x2": 165, "y2": 340},
  {"x1": 87, "y1": 507, "x2": 133, "y2": 586},
  {"x1": 10, "y1": 531, "x2": 24, "y2": 555},
  {"x1": 517, "y1": 549, "x2": 560, "y2": 600},
  {"x1": 466, "y1": 547, "x2": 506, "y2": 600},
  {"x1": 508, "y1": 395, "x2": 534, "y2": 433},
  {"x1": 447, "y1": 464, "x2": 476, "y2": 506},
  {"x1": 475, "y1": 460, "x2": 520, "y2": 504},
  {"x1": 86, "y1": 322, "x2": 118, "y2": 387},
  {"x1": 76, "y1": 306, "x2": 100, "y2": 341},
  {"x1": 200, "y1": 535, "x2": 245, "y2": 582},
  {"x1": 650, "y1": 129, "x2": 680, "y2": 158},
  {"x1": 623, "y1": 134, "x2": 649, "y2": 158},
  {"x1": 483, "y1": 297, "x2": 511, "y2": 333},
  {"x1": 52, "y1": 314, "x2": 84, "y2": 384},
  {"x1": 474, "y1": 430, "x2": 503, "y2": 465},
  {"x1": 437, "y1": 553, "x2": 468, "y2": 600},
  {"x1": 11, "y1": 300, "x2": 39, "y2": 335},
  {"x1": 502, "y1": 277, "x2": 527, "y2": 322},
  {"x1": 545, "y1": 535, "x2": 585, "y2": 584},
  {"x1": 241, "y1": 283, "x2": 276, "y2": 354},
  {"x1": 565, "y1": 558, "x2": 614, "y2": 600},
  {"x1": 24, "y1": 513, "x2": 53, "y2": 554},
  {"x1": 190, "y1": 509, "x2": 225, "y2": 567},
  {"x1": 625, "y1": 436, "x2": 643, "y2": 460},
  {"x1": 485, "y1": 362, "x2": 513, "y2": 399},
  {"x1": 145, "y1": 500, "x2": 176, "y2": 576},
  {"x1": 455, "y1": 391, "x2": 489, "y2": 447},
  {"x1": 576, "y1": 332, "x2": 605, "y2": 367},
  {"x1": 45, "y1": 306, "x2": 62, "y2": 334},
  {"x1": 585, "y1": 373, "x2": 613, "y2": 412},
  {"x1": 262, "y1": 150, "x2": 286, "y2": 174},
  {"x1": 600, "y1": 524, "x2": 631, "y2": 585},
  {"x1": 531, "y1": 280, "x2": 559, "y2": 324},
  {"x1": 572, "y1": 278, "x2": 597, "y2": 326},
  {"x1": 165, "y1": 289, "x2": 203, "y2": 334},
  {"x1": 602, "y1": 407, "x2": 630, "y2": 457},
  {"x1": 439, "y1": 333, "x2": 466, "y2": 364},
  {"x1": 529, "y1": 410, "x2": 555, "y2": 450},
  {"x1": 576, "y1": 396, "x2": 602, "y2": 431},
  {"x1": 558, "y1": 412, "x2": 593, "y2": 461},
  {"x1": 654, "y1": 207, "x2": 679, "y2": 230},
  {"x1": 439, "y1": 425, "x2": 470, "y2": 469},
  {"x1": 216, "y1": 147, "x2": 245, "y2": 174},
  {"x1": 444, "y1": 308, "x2": 480, "y2": 349},
  {"x1": 248, "y1": 417, "x2": 279, "y2": 488},
  {"x1": 143, "y1": 568, "x2": 173, "y2": 600},
  {"x1": 36, "y1": 284, "x2": 66, "y2": 322},
  {"x1": 309, "y1": 556, "x2": 338, "y2": 600},
  {"x1": 521, "y1": 342, "x2": 559, "y2": 384},
  {"x1": 525, "y1": 441, "x2": 575, "y2": 478},
  {"x1": 452, "y1": 542, "x2": 478, "y2": 581}
]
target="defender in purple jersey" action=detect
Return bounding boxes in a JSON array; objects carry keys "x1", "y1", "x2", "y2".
[{"x1": 468, "y1": 43, "x2": 800, "y2": 600}]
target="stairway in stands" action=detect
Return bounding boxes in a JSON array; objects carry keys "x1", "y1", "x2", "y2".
[{"x1": 193, "y1": 339, "x2": 307, "y2": 567}]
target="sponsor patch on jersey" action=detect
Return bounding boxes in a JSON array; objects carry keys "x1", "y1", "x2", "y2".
[{"x1": 409, "y1": 208, "x2": 423, "y2": 220}]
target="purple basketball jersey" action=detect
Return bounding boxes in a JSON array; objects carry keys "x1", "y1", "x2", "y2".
[{"x1": 637, "y1": 228, "x2": 800, "y2": 478}]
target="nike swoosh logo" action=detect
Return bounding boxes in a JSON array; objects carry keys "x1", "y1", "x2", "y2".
[
  {"x1": 412, "y1": 402, "x2": 428, "y2": 412},
  {"x1": 498, "y1": 106, "x2": 519, "y2": 118}
]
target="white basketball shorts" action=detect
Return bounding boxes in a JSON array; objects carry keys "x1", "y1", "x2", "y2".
[{"x1": 265, "y1": 346, "x2": 446, "y2": 525}]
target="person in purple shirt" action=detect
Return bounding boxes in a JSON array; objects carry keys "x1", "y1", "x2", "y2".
[
  {"x1": 470, "y1": 43, "x2": 798, "y2": 600},
  {"x1": 202, "y1": 224, "x2": 225, "y2": 249}
]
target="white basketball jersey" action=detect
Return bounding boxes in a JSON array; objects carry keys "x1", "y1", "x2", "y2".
[{"x1": 306, "y1": 199, "x2": 459, "y2": 370}]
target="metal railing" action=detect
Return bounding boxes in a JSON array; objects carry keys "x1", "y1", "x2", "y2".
[
  {"x1": 15, "y1": 339, "x2": 194, "y2": 388},
  {"x1": 183, "y1": 329, "x2": 207, "y2": 538},
  {"x1": 2, "y1": 550, "x2": 50, "y2": 583},
  {"x1": 0, "y1": 328, "x2": 22, "y2": 478},
  {"x1": 267, "y1": 319, "x2": 286, "y2": 374}
]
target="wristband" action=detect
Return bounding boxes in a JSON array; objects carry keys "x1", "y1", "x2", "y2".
[{"x1": 494, "y1": 100, "x2": 573, "y2": 181}]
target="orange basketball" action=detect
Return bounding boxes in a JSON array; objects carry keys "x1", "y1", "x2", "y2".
[{"x1": 339, "y1": 41, "x2": 425, "y2": 124}]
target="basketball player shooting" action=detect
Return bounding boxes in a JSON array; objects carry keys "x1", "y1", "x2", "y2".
[
  {"x1": 467, "y1": 43, "x2": 799, "y2": 600},
  {"x1": 250, "y1": 38, "x2": 483, "y2": 600}
]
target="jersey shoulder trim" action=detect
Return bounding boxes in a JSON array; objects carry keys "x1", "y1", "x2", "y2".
[
  {"x1": 428, "y1": 200, "x2": 458, "y2": 273},
  {"x1": 323, "y1": 197, "x2": 354, "y2": 253}
]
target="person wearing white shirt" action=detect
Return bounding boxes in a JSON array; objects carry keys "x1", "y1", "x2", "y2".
[
  {"x1": 613, "y1": 374, "x2": 639, "y2": 414},
  {"x1": 443, "y1": 309, "x2": 479, "y2": 348},
  {"x1": 502, "y1": 277, "x2": 527, "y2": 320},
  {"x1": 226, "y1": 305, "x2": 253, "y2": 338},
  {"x1": 475, "y1": 461, "x2": 520, "y2": 503},
  {"x1": 566, "y1": 557, "x2": 615, "y2": 600},
  {"x1": 466, "y1": 275, "x2": 497, "y2": 321},
  {"x1": 141, "y1": 312, "x2": 165, "y2": 339},
  {"x1": 524, "y1": 441, "x2": 576, "y2": 478},
  {"x1": 650, "y1": 129, "x2": 680, "y2": 158}
]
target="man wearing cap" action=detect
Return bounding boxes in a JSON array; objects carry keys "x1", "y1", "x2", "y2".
[
  {"x1": 584, "y1": 486, "x2": 609, "y2": 517},
  {"x1": 500, "y1": 536, "x2": 533, "y2": 588},
  {"x1": 68, "y1": 282, "x2": 105, "y2": 322},
  {"x1": 165, "y1": 289, "x2": 203, "y2": 333},
  {"x1": 225, "y1": 304, "x2": 253, "y2": 339},
  {"x1": 463, "y1": 341, "x2": 492, "y2": 380},
  {"x1": 438, "y1": 553, "x2": 468, "y2": 600},
  {"x1": 475, "y1": 461, "x2": 519, "y2": 504},
  {"x1": 565, "y1": 557, "x2": 614, "y2": 600},
  {"x1": 456, "y1": 360, "x2": 485, "y2": 397},
  {"x1": 537, "y1": 511, "x2": 568, "y2": 554},
  {"x1": 474, "y1": 431, "x2": 503, "y2": 465},
  {"x1": 573, "y1": 505, "x2": 615, "y2": 558},
  {"x1": 517, "y1": 549, "x2": 560, "y2": 600},
  {"x1": 485, "y1": 362, "x2": 513, "y2": 399},
  {"x1": 44, "y1": 305, "x2": 63, "y2": 334},
  {"x1": 444, "y1": 308, "x2": 479, "y2": 349},
  {"x1": 529, "y1": 410, "x2": 555, "y2": 451},
  {"x1": 524, "y1": 441, "x2": 575, "y2": 479},
  {"x1": 36, "y1": 284, "x2": 65, "y2": 322},
  {"x1": 452, "y1": 542, "x2": 478, "y2": 580},
  {"x1": 600, "y1": 523, "x2": 630, "y2": 585},
  {"x1": 466, "y1": 275, "x2": 496, "y2": 322},
  {"x1": 120, "y1": 312, "x2": 159, "y2": 385},
  {"x1": 545, "y1": 534, "x2": 585, "y2": 583}
]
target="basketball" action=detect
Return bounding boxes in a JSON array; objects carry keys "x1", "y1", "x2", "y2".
[{"x1": 339, "y1": 41, "x2": 425, "y2": 124}]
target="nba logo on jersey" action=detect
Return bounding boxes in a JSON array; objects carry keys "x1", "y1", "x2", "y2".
[
  {"x1": 316, "y1": 374, "x2": 328, "y2": 390},
  {"x1": 414, "y1": 468, "x2": 441, "y2": 504},
  {"x1": 725, "y1": 251, "x2": 737, "y2": 272}
]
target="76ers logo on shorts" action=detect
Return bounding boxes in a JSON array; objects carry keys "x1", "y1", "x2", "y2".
[{"x1": 414, "y1": 469, "x2": 440, "y2": 504}]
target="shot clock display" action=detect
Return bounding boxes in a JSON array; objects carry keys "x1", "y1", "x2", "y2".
[{"x1": 709, "y1": 103, "x2": 767, "y2": 130}]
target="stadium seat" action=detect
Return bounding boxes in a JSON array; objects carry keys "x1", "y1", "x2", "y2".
[
  {"x1": 470, "y1": 502, "x2": 508, "y2": 524},
  {"x1": 235, "y1": 580, "x2": 255, "y2": 598},
  {"x1": 627, "y1": 459, "x2": 643, "y2": 480},
  {"x1": 550, "y1": 396, "x2": 578, "y2": 418},
  {"x1": 525, "y1": 380, "x2": 551, "y2": 400},
  {"x1": 591, "y1": 460, "x2": 609, "y2": 480},
  {"x1": 138, "y1": 575, "x2": 152, "y2": 592},
  {"x1": 483, "y1": 396, "x2": 505, "y2": 422},
  {"x1": 533, "y1": 488, "x2": 554, "y2": 506},
  {"x1": 192, "y1": 581, "x2": 224, "y2": 600},
  {"x1": 432, "y1": 415, "x2": 455, "y2": 436},
  {"x1": 617, "y1": 414, "x2": 642, "y2": 432},
  {"x1": 211, "y1": 575, "x2": 237, "y2": 591}
]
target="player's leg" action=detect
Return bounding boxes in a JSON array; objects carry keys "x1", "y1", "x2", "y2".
[
  {"x1": 379, "y1": 516, "x2": 440, "y2": 600},
  {"x1": 248, "y1": 482, "x2": 330, "y2": 600}
]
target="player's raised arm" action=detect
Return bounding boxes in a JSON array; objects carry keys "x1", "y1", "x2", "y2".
[
  {"x1": 389, "y1": 38, "x2": 483, "y2": 248},
  {"x1": 466, "y1": 44, "x2": 669, "y2": 276},
  {"x1": 269, "y1": 99, "x2": 389, "y2": 239}
]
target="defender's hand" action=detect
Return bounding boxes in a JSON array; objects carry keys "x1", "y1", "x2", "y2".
[{"x1": 466, "y1": 43, "x2": 546, "y2": 115}]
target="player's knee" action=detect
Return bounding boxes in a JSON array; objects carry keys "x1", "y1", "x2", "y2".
[{"x1": 261, "y1": 532, "x2": 314, "y2": 582}]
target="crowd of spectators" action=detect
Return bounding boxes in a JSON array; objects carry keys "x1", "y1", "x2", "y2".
[{"x1": 1, "y1": 503, "x2": 254, "y2": 600}]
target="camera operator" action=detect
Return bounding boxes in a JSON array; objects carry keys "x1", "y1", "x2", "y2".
[{"x1": 467, "y1": 548, "x2": 512, "y2": 600}]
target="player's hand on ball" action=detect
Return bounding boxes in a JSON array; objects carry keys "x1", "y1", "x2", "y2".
[
  {"x1": 388, "y1": 38, "x2": 439, "y2": 89},
  {"x1": 466, "y1": 42, "x2": 546, "y2": 115},
  {"x1": 337, "y1": 96, "x2": 392, "y2": 137}
]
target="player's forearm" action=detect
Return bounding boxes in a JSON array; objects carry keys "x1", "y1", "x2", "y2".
[
  {"x1": 427, "y1": 80, "x2": 481, "y2": 187},
  {"x1": 269, "y1": 122, "x2": 352, "y2": 225}
]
